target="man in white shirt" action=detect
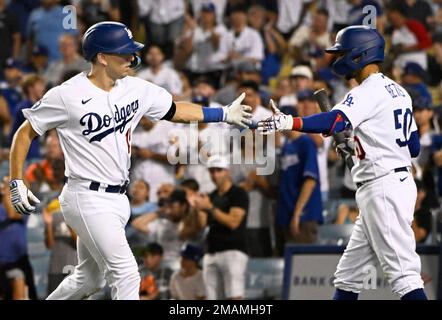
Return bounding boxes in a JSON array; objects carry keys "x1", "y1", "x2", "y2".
[
  {"x1": 279, "y1": 65, "x2": 314, "y2": 107},
  {"x1": 219, "y1": 5, "x2": 264, "y2": 68},
  {"x1": 137, "y1": 46, "x2": 183, "y2": 97},
  {"x1": 145, "y1": 0, "x2": 186, "y2": 59},
  {"x1": 184, "y1": 3, "x2": 228, "y2": 85},
  {"x1": 44, "y1": 34, "x2": 90, "y2": 87},
  {"x1": 276, "y1": 0, "x2": 312, "y2": 37}
]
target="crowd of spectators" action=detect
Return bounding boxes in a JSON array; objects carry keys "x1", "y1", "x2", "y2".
[{"x1": 1, "y1": 0, "x2": 442, "y2": 300}]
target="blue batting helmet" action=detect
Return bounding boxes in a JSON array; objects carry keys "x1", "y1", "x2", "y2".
[
  {"x1": 82, "y1": 21, "x2": 144, "y2": 68},
  {"x1": 325, "y1": 25, "x2": 385, "y2": 77}
]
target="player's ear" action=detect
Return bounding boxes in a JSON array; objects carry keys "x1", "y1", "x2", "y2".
[{"x1": 96, "y1": 53, "x2": 108, "y2": 67}]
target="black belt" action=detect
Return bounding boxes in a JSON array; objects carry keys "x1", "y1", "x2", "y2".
[
  {"x1": 356, "y1": 167, "x2": 409, "y2": 188},
  {"x1": 89, "y1": 181, "x2": 129, "y2": 194}
]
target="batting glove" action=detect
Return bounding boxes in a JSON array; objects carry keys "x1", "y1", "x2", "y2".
[
  {"x1": 257, "y1": 99, "x2": 293, "y2": 134},
  {"x1": 9, "y1": 179, "x2": 40, "y2": 215},
  {"x1": 335, "y1": 138, "x2": 356, "y2": 159},
  {"x1": 222, "y1": 92, "x2": 253, "y2": 129}
]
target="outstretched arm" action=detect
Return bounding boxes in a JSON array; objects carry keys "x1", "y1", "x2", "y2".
[
  {"x1": 165, "y1": 93, "x2": 253, "y2": 129},
  {"x1": 258, "y1": 100, "x2": 351, "y2": 135}
]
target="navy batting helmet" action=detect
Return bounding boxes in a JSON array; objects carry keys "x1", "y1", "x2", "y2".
[
  {"x1": 325, "y1": 25, "x2": 385, "y2": 77},
  {"x1": 82, "y1": 21, "x2": 144, "y2": 68}
]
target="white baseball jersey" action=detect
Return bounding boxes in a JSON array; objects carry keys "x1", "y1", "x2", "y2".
[
  {"x1": 333, "y1": 73, "x2": 417, "y2": 183},
  {"x1": 23, "y1": 72, "x2": 172, "y2": 185}
]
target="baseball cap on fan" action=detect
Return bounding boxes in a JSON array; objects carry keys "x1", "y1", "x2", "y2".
[
  {"x1": 4, "y1": 58, "x2": 23, "y2": 70},
  {"x1": 201, "y1": 2, "x2": 216, "y2": 12},
  {"x1": 290, "y1": 65, "x2": 313, "y2": 80},
  {"x1": 206, "y1": 154, "x2": 230, "y2": 170}
]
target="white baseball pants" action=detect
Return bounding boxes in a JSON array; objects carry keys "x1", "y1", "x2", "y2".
[
  {"x1": 334, "y1": 170, "x2": 424, "y2": 297},
  {"x1": 46, "y1": 180, "x2": 140, "y2": 300}
]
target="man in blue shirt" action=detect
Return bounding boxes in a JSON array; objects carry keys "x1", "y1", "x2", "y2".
[
  {"x1": 9, "y1": 74, "x2": 45, "y2": 160},
  {"x1": 27, "y1": 0, "x2": 78, "y2": 63},
  {"x1": 277, "y1": 107, "x2": 323, "y2": 245},
  {"x1": 0, "y1": 58, "x2": 23, "y2": 118}
]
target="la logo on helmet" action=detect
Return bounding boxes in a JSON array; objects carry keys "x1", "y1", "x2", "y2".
[{"x1": 125, "y1": 27, "x2": 133, "y2": 39}]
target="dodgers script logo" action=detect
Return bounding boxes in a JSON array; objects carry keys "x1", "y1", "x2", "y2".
[{"x1": 80, "y1": 100, "x2": 139, "y2": 142}]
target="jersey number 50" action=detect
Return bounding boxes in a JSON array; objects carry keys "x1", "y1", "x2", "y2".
[{"x1": 394, "y1": 108, "x2": 413, "y2": 147}]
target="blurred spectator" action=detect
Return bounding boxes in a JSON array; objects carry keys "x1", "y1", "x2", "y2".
[
  {"x1": 399, "y1": 0, "x2": 434, "y2": 31},
  {"x1": 6, "y1": 0, "x2": 41, "y2": 41},
  {"x1": 76, "y1": 0, "x2": 120, "y2": 29},
  {"x1": 0, "y1": 58, "x2": 24, "y2": 118},
  {"x1": 137, "y1": 46, "x2": 183, "y2": 97},
  {"x1": 276, "y1": 107, "x2": 323, "y2": 248},
  {"x1": 25, "y1": 131, "x2": 64, "y2": 193},
  {"x1": 132, "y1": 189, "x2": 190, "y2": 265},
  {"x1": 237, "y1": 80, "x2": 272, "y2": 126},
  {"x1": 44, "y1": 34, "x2": 90, "y2": 87},
  {"x1": 129, "y1": 179, "x2": 158, "y2": 219},
  {"x1": 0, "y1": 0, "x2": 21, "y2": 76},
  {"x1": 297, "y1": 90, "x2": 332, "y2": 204},
  {"x1": 193, "y1": 155, "x2": 249, "y2": 300},
  {"x1": 276, "y1": 0, "x2": 312, "y2": 38},
  {"x1": 131, "y1": 116, "x2": 176, "y2": 202},
  {"x1": 42, "y1": 159, "x2": 77, "y2": 295},
  {"x1": 288, "y1": 8, "x2": 331, "y2": 70},
  {"x1": 126, "y1": 179, "x2": 158, "y2": 248},
  {"x1": 402, "y1": 62, "x2": 432, "y2": 102},
  {"x1": 0, "y1": 94, "x2": 12, "y2": 147},
  {"x1": 0, "y1": 176, "x2": 37, "y2": 299},
  {"x1": 190, "y1": 0, "x2": 227, "y2": 24},
  {"x1": 335, "y1": 204, "x2": 359, "y2": 225},
  {"x1": 156, "y1": 183, "x2": 175, "y2": 201},
  {"x1": 248, "y1": 4, "x2": 286, "y2": 84},
  {"x1": 26, "y1": 45, "x2": 49, "y2": 76},
  {"x1": 192, "y1": 76, "x2": 224, "y2": 108},
  {"x1": 213, "y1": 60, "x2": 267, "y2": 106},
  {"x1": 279, "y1": 65, "x2": 313, "y2": 107},
  {"x1": 412, "y1": 180, "x2": 432, "y2": 244},
  {"x1": 219, "y1": 4, "x2": 264, "y2": 68},
  {"x1": 410, "y1": 89, "x2": 434, "y2": 168},
  {"x1": 144, "y1": 0, "x2": 186, "y2": 60},
  {"x1": 9, "y1": 74, "x2": 46, "y2": 161},
  {"x1": 232, "y1": 144, "x2": 275, "y2": 257},
  {"x1": 180, "y1": 178, "x2": 200, "y2": 206},
  {"x1": 176, "y1": 3, "x2": 228, "y2": 87},
  {"x1": 323, "y1": 0, "x2": 351, "y2": 31},
  {"x1": 427, "y1": 32, "x2": 442, "y2": 86},
  {"x1": 386, "y1": 3, "x2": 432, "y2": 70},
  {"x1": 139, "y1": 242, "x2": 173, "y2": 300},
  {"x1": 169, "y1": 243, "x2": 206, "y2": 300},
  {"x1": 27, "y1": 0, "x2": 78, "y2": 63},
  {"x1": 412, "y1": 208, "x2": 432, "y2": 244}
]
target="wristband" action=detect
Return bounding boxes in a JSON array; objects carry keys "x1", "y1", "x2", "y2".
[
  {"x1": 292, "y1": 117, "x2": 303, "y2": 131},
  {"x1": 202, "y1": 107, "x2": 224, "y2": 123}
]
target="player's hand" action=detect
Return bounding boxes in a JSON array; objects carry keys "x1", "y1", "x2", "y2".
[
  {"x1": 222, "y1": 92, "x2": 253, "y2": 129},
  {"x1": 335, "y1": 138, "x2": 355, "y2": 159},
  {"x1": 257, "y1": 99, "x2": 293, "y2": 134},
  {"x1": 9, "y1": 179, "x2": 40, "y2": 215}
]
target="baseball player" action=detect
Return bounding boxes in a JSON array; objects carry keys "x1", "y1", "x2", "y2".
[
  {"x1": 8, "y1": 21, "x2": 252, "y2": 300},
  {"x1": 258, "y1": 26, "x2": 427, "y2": 300}
]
